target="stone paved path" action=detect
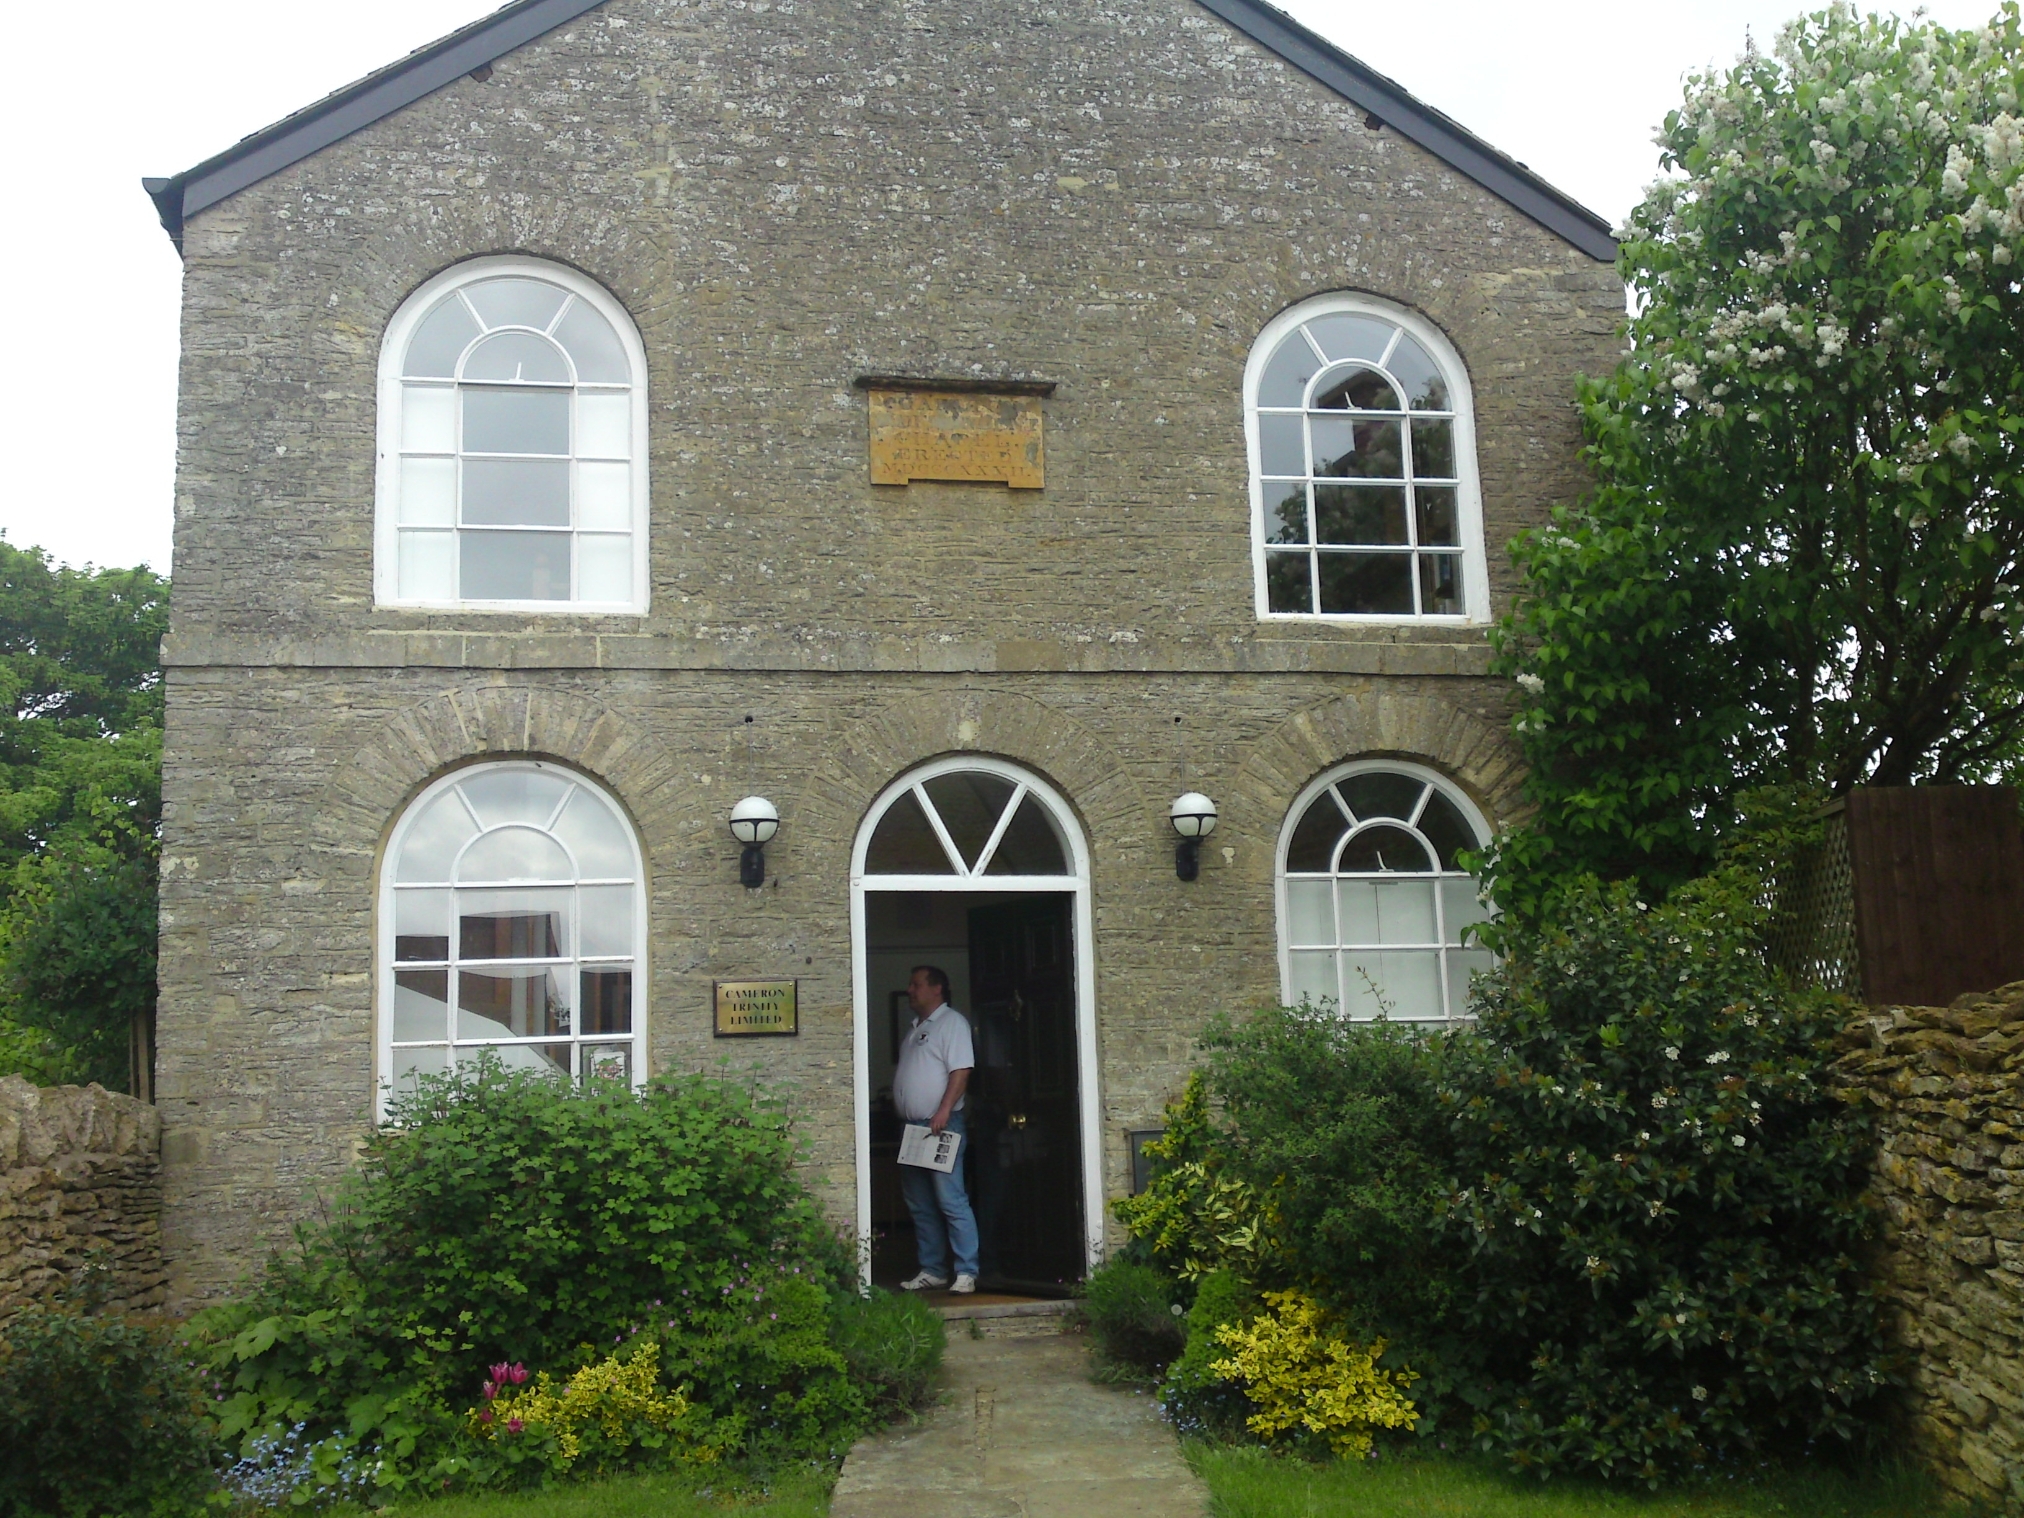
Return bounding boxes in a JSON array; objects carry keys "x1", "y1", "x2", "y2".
[{"x1": 829, "y1": 1328, "x2": 1211, "y2": 1518}]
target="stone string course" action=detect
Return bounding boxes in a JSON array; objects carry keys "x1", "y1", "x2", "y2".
[
  {"x1": 1837, "y1": 980, "x2": 2024, "y2": 1512},
  {"x1": 0, "y1": 1076, "x2": 167, "y2": 1322}
]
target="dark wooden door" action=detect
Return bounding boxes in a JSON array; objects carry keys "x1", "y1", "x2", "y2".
[{"x1": 966, "y1": 896, "x2": 1083, "y2": 1291}]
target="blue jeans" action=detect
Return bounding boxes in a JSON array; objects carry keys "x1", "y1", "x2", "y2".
[{"x1": 899, "y1": 1109, "x2": 980, "y2": 1279}]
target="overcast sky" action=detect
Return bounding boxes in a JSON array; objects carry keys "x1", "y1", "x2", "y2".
[{"x1": 0, "y1": 0, "x2": 1995, "y2": 574}]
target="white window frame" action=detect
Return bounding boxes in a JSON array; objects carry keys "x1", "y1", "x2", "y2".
[
  {"x1": 375, "y1": 759, "x2": 650, "y2": 1120},
  {"x1": 1245, "y1": 293, "x2": 1489, "y2": 624},
  {"x1": 373, "y1": 256, "x2": 651, "y2": 614},
  {"x1": 1273, "y1": 758, "x2": 1494, "y2": 1023}
]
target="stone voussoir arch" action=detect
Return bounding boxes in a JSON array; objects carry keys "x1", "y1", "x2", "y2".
[
  {"x1": 1232, "y1": 689, "x2": 1527, "y2": 878},
  {"x1": 317, "y1": 682, "x2": 682, "y2": 876},
  {"x1": 795, "y1": 689, "x2": 1134, "y2": 874}
]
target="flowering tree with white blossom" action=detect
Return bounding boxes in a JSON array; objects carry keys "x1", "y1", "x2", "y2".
[{"x1": 1492, "y1": 3, "x2": 2024, "y2": 909}]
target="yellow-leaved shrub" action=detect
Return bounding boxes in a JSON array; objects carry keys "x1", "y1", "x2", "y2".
[
  {"x1": 1209, "y1": 1289, "x2": 1418, "y2": 1457},
  {"x1": 468, "y1": 1338, "x2": 718, "y2": 1473}
]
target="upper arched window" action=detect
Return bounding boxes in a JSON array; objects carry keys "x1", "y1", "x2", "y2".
[
  {"x1": 1246, "y1": 296, "x2": 1485, "y2": 622},
  {"x1": 857, "y1": 763, "x2": 1077, "y2": 880},
  {"x1": 375, "y1": 258, "x2": 649, "y2": 612},
  {"x1": 377, "y1": 760, "x2": 646, "y2": 1114},
  {"x1": 1276, "y1": 761, "x2": 1494, "y2": 1021}
]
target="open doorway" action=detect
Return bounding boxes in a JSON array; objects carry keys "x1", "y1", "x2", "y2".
[{"x1": 851, "y1": 758, "x2": 1101, "y2": 1296}]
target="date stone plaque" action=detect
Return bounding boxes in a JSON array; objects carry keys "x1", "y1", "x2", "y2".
[{"x1": 864, "y1": 382, "x2": 1046, "y2": 489}]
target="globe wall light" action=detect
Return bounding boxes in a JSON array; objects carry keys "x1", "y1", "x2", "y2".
[
  {"x1": 1169, "y1": 792, "x2": 1218, "y2": 882},
  {"x1": 729, "y1": 796, "x2": 780, "y2": 889}
]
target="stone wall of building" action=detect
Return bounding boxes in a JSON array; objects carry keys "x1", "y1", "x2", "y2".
[
  {"x1": 1838, "y1": 981, "x2": 2024, "y2": 1511},
  {"x1": 0, "y1": 1077, "x2": 167, "y2": 1322}
]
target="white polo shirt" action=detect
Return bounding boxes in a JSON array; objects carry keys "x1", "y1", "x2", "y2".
[{"x1": 893, "y1": 1003, "x2": 974, "y2": 1122}]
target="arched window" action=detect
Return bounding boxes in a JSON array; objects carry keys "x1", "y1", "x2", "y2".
[
  {"x1": 375, "y1": 258, "x2": 648, "y2": 611},
  {"x1": 378, "y1": 761, "x2": 646, "y2": 1111},
  {"x1": 858, "y1": 766, "x2": 1075, "y2": 879},
  {"x1": 1276, "y1": 761, "x2": 1494, "y2": 1021},
  {"x1": 1246, "y1": 295, "x2": 1485, "y2": 621}
]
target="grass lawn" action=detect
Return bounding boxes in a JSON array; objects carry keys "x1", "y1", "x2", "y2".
[
  {"x1": 1188, "y1": 1443, "x2": 1957, "y2": 1518},
  {"x1": 371, "y1": 1463, "x2": 836, "y2": 1518}
]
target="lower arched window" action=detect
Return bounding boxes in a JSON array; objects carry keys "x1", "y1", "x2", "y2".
[
  {"x1": 1276, "y1": 762, "x2": 1494, "y2": 1021},
  {"x1": 378, "y1": 761, "x2": 645, "y2": 1111}
]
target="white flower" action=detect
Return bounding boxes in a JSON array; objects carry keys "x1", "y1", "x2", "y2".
[
  {"x1": 1651, "y1": 1093, "x2": 1668, "y2": 1109},
  {"x1": 1649, "y1": 1200, "x2": 1665, "y2": 1218},
  {"x1": 1665, "y1": 1046, "x2": 1681, "y2": 1061},
  {"x1": 1516, "y1": 672, "x2": 1546, "y2": 696},
  {"x1": 1692, "y1": 1385, "x2": 1709, "y2": 1401},
  {"x1": 1948, "y1": 432, "x2": 1973, "y2": 460},
  {"x1": 1732, "y1": 1135, "x2": 1747, "y2": 1147},
  {"x1": 1705, "y1": 1050, "x2": 1730, "y2": 1064}
]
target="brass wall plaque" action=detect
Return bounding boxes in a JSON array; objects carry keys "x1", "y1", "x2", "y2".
[
  {"x1": 866, "y1": 388, "x2": 1045, "y2": 489},
  {"x1": 714, "y1": 980, "x2": 799, "y2": 1037}
]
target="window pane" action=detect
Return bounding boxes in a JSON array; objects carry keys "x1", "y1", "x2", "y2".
[
  {"x1": 461, "y1": 530, "x2": 571, "y2": 601},
  {"x1": 396, "y1": 791, "x2": 478, "y2": 882},
  {"x1": 1338, "y1": 773, "x2": 1426, "y2": 823},
  {"x1": 1258, "y1": 333, "x2": 1319, "y2": 408},
  {"x1": 462, "y1": 331, "x2": 571, "y2": 384},
  {"x1": 1258, "y1": 414, "x2": 1304, "y2": 476},
  {"x1": 404, "y1": 299, "x2": 481, "y2": 378},
  {"x1": 1419, "y1": 554, "x2": 1464, "y2": 616},
  {"x1": 463, "y1": 277, "x2": 568, "y2": 334},
  {"x1": 1446, "y1": 949, "x2": 1496, "y2": 1017},
  {"x1": 1415, "y1": 487, "x2": 1459, "y2": 547},
  {"x1": 1285, "y1": 880, "x2": 1333, "y2": 946},
  {"x1": 463, "y1": 1042, "x2": 572, "y2": 1077},
  {"x1": 1442, "y1": 877, "x2": 1494, "y2": 945},
  {"x1": 1264, "y1": 482, "x2": 1308, "y2": 545},
  {"x1": 577, "y1": 535, "x2": 632, "y2": 603},
  {"x1": 1314, "y1": 419, "x2": 1403, "y2": 480},
  {"x1": 395, "y1": 888, "x2": 450, "y2": 961},
  {"x1": 577, "y1": 461, "x2": 630, "y2": 530},
  {"x1": 924, "y1": 772, "x2": 1017, "y2": 870},
  {"x1": 552, "y1": 788, "x2": 636, "y2": 878},
  {"x1": 390, "y1": 1044, "x2": 449, "y2": 1088},
  {"x1": 393, "y1": 970, "x2": 450, "y2": 1041},
  {"x1": 1419, "y1": 792, "x2": 1482, "y2": 869},
  {"x1": 1315, "y1": 486, "x2": 1407, "y2": 545},
  {"x1": 399, "y1": 458, "x2": 457, "y2": 527},
  {"x1": 982, "y1": 794, "x2": 1069, "y2": 875},
  {"x1": 554, "y1": 300, "x2": 630, "y2": 383},
  {"x1": 457, "y1": 968, "x2": 570, "y2": 1039},
  {"x1": 397, "y1": 530, "x2": 456, "y2": 600},
  {"x1": 1264, "y1": 551, "x2": 1313, "y2": 614},
  {"x1": 1285, "y1": 792, "x2": 1349, "y2": 871},
  {"x1": 1372, "y1": 951, "x2": 1443, "y2": 1019},
  {"x1": 581, "y1": 970, "x2": 633, "y2": 1034},
  {"x1": 459, "y1": 768, "x2": 573, "y2": 829},
  {"x1": 582, "y1": 1043, "x2": 633, "y2": 1082},
  {"x1": 1410, "y1": 418, "x2": 1456, "y2": 479},
  {"x1": 579, "y1": 885, "x2": 635, "y2": 956},
  {"x1": 1341, "y1": 952, "x2": 1390, "y2": 1017},
  {"x1": 458, "y1": 896, "x2": 567, "y2": 960},
  {"x1": 463, "y1": 460, "x2": 570, "y2": 527},
  {"x1": 463, "y1": 388, "x2": 569, "y2": 456},
  {"x1": 576, "y1": 395, "x2": 631, "y2": 462},
  {"x1": 1340, "y1": 823, "x2": 1436, "y2": 873},
  {"x1": 1313, "y1": 366, "x2": 1400, "y2": 411},
  {"x1": 1318, "y1": 552, "x2": 1413, "y2": 614},
  {"x1": 1373, "y1": 880, "x2": 1438, "y2": 944},
  {"x1": 457, "y1": 826, "x2": 573, "y2": 883},
  {"x1": 1303, "y1": 314, "x2": 1393, "y2": 364},
  {"x1": 1389, "y1": 337, "x2": 1449, "y2": 410},
  {"x1": 864, "y1": 789, "x2": 956, "y2": 874},
  {"x1": 403, "y1": 385, "x2": 456, "y2": 452},
  {"x1": 1287, "y1": 950, "x2": 1337, "y2": 1009}
]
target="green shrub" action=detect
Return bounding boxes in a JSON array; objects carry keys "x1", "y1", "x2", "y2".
[
  {"x1": 190, "y1": 1062, "x2": 866, "y2": 1484},
  {"x1": 829, "y1": 1289, "x2": 943, "y2": 1419},
  {"x1": 0, "y1": 1300, "x2": 220, "y2": 1518},
  {"x1": 1082, "y1": 1259, "x2": 1185, "y2": 1373},
  {"x1": 1112, "y1": 1073, "x2": 1277, "y2": 1284},
  {"x1": 1443, "y1": 864, "x2": 1889, "y2": 1480},
  {"x1": 1160, "y1": 1268, "x2": 1257, "y2": 1439}
]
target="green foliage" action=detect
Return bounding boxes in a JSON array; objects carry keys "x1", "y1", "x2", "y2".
[
  {"x1": 1112, "y1": 1073, "x2": 1277, "y2": 1282},
  {"x1": 1491, "y1": 6, "x2": 2024, "y2": 912},
  {"x1": 188, "y1": 1063, "x2": 869, "y2": 1485},
  {"x1": 0, "y1": 853, "x2": 158, "y2": 1089},
  {"x1": 1441, "y1": 864, "x2": 1890, "y2": 1480},
  {"x1": 828, "y1": 1289, "x2": 944, "y2": 1419},
  {"x1": 1161, "y1": 1268, "x2": 1259, "y2": 1439},
  {"x1": 1082, "y1": 1259, "x2": 1186, "y2": 1373},
  {"x1": 0, "y1": 1299, "x2": 220, "y2": 1518}
]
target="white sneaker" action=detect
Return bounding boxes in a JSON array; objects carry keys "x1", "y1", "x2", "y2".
[
  {"x1": 950, "y1": 1274, "x2": 978, "y2": 1294},
  {"x1": 900, "y1": 1271, "x2": 949, "y2": 1291}
]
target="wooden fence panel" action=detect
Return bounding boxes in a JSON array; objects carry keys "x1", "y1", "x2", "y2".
[{"x1": 1845, "y1": 786, "x2": 2024, "y2": 1007}]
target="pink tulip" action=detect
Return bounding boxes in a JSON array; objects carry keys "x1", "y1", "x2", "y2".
[
  {"x1": 507, "y1": 1417, "x2": 525, "y2": 1434},
  {"x1": 508, "y1": 1363, "x2": 529, "y2": 1385},
  {"x1": 481, "y1": 1381, "x2": 498, "y2": 1401},
  {"x1": 478, "y1": 1408, "x2": 493, "y2": 1424},
  {"x1": 490, "y1": 1361, "x2": 512, "y2": 1384}
]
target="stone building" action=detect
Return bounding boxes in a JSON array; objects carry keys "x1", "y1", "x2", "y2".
[{"x1": 143, "y1": 0, "x2": 1622, "y2": 1301}]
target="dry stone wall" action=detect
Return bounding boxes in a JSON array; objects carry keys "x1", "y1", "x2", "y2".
[
  {"x1": 0, "y1": 1076, "x2": 166, "y2": 1322},
  {"x1": 1838, "y1": 981, "x2": 2024, "y2": 1511}
]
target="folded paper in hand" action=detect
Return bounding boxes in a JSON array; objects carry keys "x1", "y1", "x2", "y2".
[{"x1": 898, "y1": 1123, "x2": 962, "y2": 1173}]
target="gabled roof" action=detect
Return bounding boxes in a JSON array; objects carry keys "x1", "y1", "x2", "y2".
[{"x1": 143, "y1": 0, "x2": 1617, "y2": 262}]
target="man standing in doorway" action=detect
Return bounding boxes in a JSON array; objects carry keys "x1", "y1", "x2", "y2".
[{"x1": 894, "y1": 964, "x2": 979, "y2": 1294}]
